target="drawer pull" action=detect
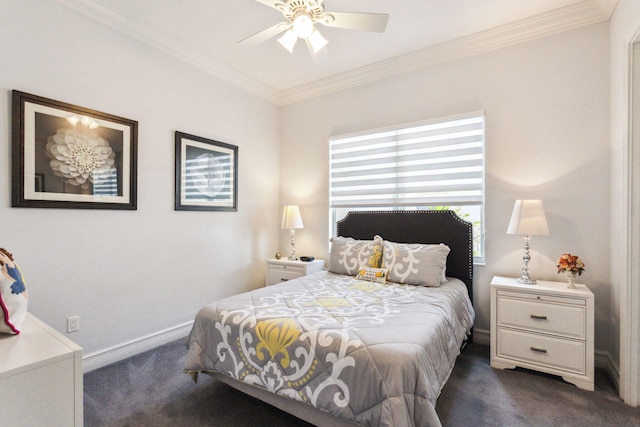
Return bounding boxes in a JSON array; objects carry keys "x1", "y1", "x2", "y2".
[
  {"x1": 530, "y1": 314, "x2": 548, "y2": 320},
  {"x1": 281, "y1": 278, "x2": 289, "y2": 282},
  {"x1": 530, "y1": 346, "x2": 548, "y2": 354}
]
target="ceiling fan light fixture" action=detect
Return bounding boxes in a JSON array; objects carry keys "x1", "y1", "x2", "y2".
[
  {"x1": 242, "y1": 0, "x2": 389, "y2": 56},
  {"x1": 292, "y1": 13, "x2": 314, "y2": 39},
  {"x1": 307, "y1": 28, "x2": 328, "y2": 54},
  {"x1": 277, "y1": 29, "x2": 298, "y2": 52}
]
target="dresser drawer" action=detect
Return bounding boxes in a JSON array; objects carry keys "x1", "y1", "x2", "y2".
[
  {"x1": 496, "y1": 328, "x2": 585, "y2": 374},
  {"x1": 497, "y1": 296, "x2": 585, "y2": 339}
]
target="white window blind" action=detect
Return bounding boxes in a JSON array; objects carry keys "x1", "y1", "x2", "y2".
[
  {"x1": 329, "y1": 113, "x2": 484, "y2": 208},
  {"x1": 92, "y1": 168, "x2": 119, "y2": 196}
]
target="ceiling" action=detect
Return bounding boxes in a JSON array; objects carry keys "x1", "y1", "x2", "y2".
[{"x1": 55, "y1": 0, "x2": 616, "y2": 104}]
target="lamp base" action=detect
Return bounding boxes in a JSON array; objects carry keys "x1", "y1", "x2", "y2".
[
  {"x1": 516, "y1": 235, "x2": 536, "y2": 285},
  {"x1": 288, "y1": 229, "x2": 297, "y2": 261},
  {"x1": 516, "y1": 277, "x2": 537, "y2": 285}
]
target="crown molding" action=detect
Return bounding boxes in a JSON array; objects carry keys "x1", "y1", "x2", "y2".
[
  {"x1": 52, "y1": 0, "x2": 282, "y2": 104},
  {"x1": 593, "y1": 0, "x2": 618, "y2": 18},
  {"x1": 53, "y1": 0, "x2": 609, "y2": 107},
  {"x1": 279, "y1": 0, "x2": 610, "y2": 104}
]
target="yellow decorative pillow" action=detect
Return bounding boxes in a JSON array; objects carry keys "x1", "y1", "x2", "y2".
[{"x1": 356, "y1": 266, "x2": 389, "y2": 284}]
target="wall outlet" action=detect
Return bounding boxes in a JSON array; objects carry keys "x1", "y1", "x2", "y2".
[{"x1": 67, "y1": 315, "x2": 80, "y2": 333}]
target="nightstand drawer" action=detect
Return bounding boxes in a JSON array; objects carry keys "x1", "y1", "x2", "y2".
[
  {"x1": 498, "y1": 289, "x2": 585, "y2": 306},
  {"x1": 268, "y1": 268, "x2": 304, "y2": 284},
  {"x1": 496, "y1": 328, "x2": 585, "y2": 374},
  {"x1": 269, "y1": 263, "x2": 305, "y2": 275},
  {"x1": 497, "y1": 296, "x2": 585, "y2": 339},
  {"x1": 265, "y1": 259, "x2": 325, "y2": 286}
]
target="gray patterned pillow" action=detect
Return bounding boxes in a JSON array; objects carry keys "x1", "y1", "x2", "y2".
[
  {"x1": 382, "y1": 241, "x2": 450, "y2": 287},
  {"x1": 328, "y1": 235, "x2": 383, "y2": 276}
]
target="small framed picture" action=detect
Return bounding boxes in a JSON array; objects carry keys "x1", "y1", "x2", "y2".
[
  {"x1": 175, "y1": 131, "x2": 238, "y2": 211},
  {"x1": 11, "y1": 90, "x2": 138, "y2": 209}
]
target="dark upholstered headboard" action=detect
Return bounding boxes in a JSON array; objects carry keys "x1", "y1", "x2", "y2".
[{"x1": 336, "y1": 210, "x2": 474, "y2": 303}]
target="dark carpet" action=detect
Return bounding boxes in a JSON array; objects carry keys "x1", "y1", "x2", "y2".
[{"x1": 84, "y1": 340, "x2": 640, "y2": 426}]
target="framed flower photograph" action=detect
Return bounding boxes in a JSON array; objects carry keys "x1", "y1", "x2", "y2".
[
  {"x1": 11, "y1": 90, "x2": 138, "y2": 209},
  {"x1": 175, "y1": 131, "x2": 238, "y2": 211}
]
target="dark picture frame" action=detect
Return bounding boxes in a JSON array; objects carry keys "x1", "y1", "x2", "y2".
[
  {"x1": 11, "y1": 90, "x2": 138, "y2": 209},
  {"x1": 175, "y1": 131, "x2": 238, "y2": 211}
]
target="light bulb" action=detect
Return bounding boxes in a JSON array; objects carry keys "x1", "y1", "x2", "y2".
[{"x1": 292, "y1": 14, "x2": 313, "y2": 39}]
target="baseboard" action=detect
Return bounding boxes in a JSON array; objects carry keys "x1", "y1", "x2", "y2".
[
  {"x1": 82, "y1": 321, "x2": 194, "y2": 373},
  {"x1": 595, "y1": 350, "x2": 620, "y2": 392},
  {"x1": 473, "y1": 328, "x2": 490, "y2": 346}
]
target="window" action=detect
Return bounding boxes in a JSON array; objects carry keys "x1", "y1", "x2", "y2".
[
  {"x1": 329, "y1": 112, "x2": 485, "y2": 262},
  {"x1": 92, "y1": 168, "x2": 119, "y2": 196}
]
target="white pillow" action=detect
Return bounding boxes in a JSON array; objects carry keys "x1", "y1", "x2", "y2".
[{"x1": 382, "y1": 241, "x2": 450, "y2": 287}]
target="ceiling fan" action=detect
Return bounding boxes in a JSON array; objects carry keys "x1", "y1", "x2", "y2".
[{"x1": 239, "y1": 0, "x2": 389, "y2": 55}]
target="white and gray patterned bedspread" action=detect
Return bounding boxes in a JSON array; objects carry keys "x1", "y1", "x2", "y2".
[{"x1": 184, "y1": 270, "x2": 474, "y2": 427}]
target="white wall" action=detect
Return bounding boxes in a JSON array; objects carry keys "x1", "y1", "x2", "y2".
[
  {"x1": 280, "y1": 24, "x2": 612, "y2": 353},
  {"x1": 0, "y1": 0, "x2": 281, "y2": 354}
]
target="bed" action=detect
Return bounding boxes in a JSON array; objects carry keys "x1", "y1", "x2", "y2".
[{"x1": 184, "y1": 210, "x2": 475, "y2": 427}]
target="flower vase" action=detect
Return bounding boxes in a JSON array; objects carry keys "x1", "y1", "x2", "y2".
[{"x1": 566, "y1": 272, "x2": 578, "y2": 289}]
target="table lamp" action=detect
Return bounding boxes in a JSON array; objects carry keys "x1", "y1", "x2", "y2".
[
  {"x1": 281, "y1": 205, "x2": 304, "y2": 260},
  {"x1": 507, "y1": 199, "x2": 549, "y2": 284}
]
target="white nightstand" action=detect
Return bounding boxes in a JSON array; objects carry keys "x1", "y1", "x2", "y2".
[
  {"x1": 0, "y1": 313, "x2": 83, "y2": 425},
  {"x1": 490, "y1": 275, "x2": 594, "y2": 391},
  {"x1": 266, "y1": 258, "x2": 325, "y2": 286}
]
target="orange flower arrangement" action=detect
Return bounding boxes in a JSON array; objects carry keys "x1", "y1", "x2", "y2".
[{"x1": 557, "y1": 253, "x2": 585, "y2": 276}]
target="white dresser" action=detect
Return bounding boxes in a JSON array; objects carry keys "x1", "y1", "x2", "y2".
[
  {"x1": 0, "y1": 313, "x2": 83, "y2": 426},
  {"x1": 490, "y1": 275, "x2": 594, "y2": 391},
  {"x1": 266, "y1": 259, "x2": 325, "y2": 286}
]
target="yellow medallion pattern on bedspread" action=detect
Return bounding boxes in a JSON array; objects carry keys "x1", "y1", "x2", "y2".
[
  {"x1": 255, "y1": 318, "x2": 300, "y2": 368},
  {"x1": 185, "y1": 271, "x2": 475, "y2": 427},
  {"x1": 210, "y1": 275, "x2": 399, "y2": 407}
]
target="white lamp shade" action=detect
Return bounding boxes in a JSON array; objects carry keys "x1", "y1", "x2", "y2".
[
  {"x1": 281, "y1": 205, "x2": 304, "y2": 229},
  {"x1": 507, "y1": 199, "x2": 549, "y2": 236},
  {"x1": 307, "y1": 29, "x2": 328, "y2": 54},
  {"x1": 277, "y1": 29, "x2": 297, "y2": 53}
]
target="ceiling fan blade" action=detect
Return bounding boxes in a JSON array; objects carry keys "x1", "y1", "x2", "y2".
[
  {"x1": 238, "y1": 22, "x2": 290, "y2": 47},
  {"x1": 319, "y1": 12, "x2": 389, "y2": 33}
]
